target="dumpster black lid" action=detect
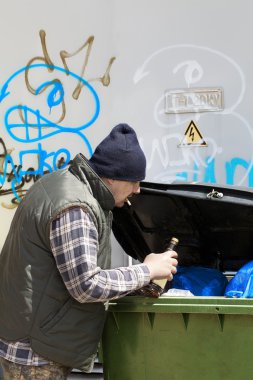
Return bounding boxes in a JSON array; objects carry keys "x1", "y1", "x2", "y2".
[{"x1": 112, "y1": 182, "x2": 253, "y2": 272}]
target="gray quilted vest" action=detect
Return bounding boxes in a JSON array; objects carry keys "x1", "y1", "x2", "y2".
[{"x1": 0, "y1": 154, "x2": 115, "y2": 371}]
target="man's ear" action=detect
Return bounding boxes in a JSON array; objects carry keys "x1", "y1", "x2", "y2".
[
  {"x1": 101, "y1": 177, "x2": 115, "y2": 187},
  {"x1": 105, "y1": 178, "x2": 115, "y2": 185}
]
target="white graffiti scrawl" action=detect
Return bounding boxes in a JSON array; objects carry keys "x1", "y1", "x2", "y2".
[{"x1": 134, "y1": 44, "x2": 253, "y2": 187}]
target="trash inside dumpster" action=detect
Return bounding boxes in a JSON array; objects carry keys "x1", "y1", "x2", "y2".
[{"x1": 102, "y1": 182, "x2": 253, "y2": 380}]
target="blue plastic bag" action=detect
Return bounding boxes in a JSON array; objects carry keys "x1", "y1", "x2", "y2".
[
  {"x1": 172, "y1": 266, "x2": 228, "y2": 296},
  {"x1": 225, "y1": 260, "x2": 253, "y2": 298}
]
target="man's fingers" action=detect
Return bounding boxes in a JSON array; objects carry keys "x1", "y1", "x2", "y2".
[{"x1": 166, "y1": 250, "x2": 178, "y2": 258}]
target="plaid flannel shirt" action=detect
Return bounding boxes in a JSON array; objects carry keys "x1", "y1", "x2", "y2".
[{"x1": 0, "y1": 206, "x2": 150, "y2": 365}]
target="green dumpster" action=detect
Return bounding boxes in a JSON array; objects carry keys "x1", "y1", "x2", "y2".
[
  {"x1": 101, "y1": 182, "x2": 253, "y2": 379},
  {"x1": 102, "y1": 296, "x2": 253, "y2": 380}
]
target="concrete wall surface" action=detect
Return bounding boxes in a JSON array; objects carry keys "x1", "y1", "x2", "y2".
[{"x1": 0, "y1": 0, "x2": 252, "y2": 266}]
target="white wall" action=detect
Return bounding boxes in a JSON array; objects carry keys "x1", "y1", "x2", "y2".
[{"x1": 1, "y1": 0, "x2": 252, "y2": 266}]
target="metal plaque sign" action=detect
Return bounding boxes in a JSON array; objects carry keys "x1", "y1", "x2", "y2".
[{"x1": 165, "y1": 87, "x2": 224, "y2": 114}]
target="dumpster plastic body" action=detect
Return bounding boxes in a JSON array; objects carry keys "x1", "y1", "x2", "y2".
[
  {"x1": 102, "y1": 296, "x2": 253, "y2": 380},
  {"x1": 102, "y1": 182, "x2": 253, "y2": 380}
]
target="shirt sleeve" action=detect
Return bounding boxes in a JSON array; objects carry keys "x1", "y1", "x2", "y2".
[{"x1": 49, "y1": 207, "x2": 151, "y2": 303}]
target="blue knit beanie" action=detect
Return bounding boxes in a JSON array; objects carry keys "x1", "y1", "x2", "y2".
[{"x1": 89, "y1": 123, "x2": 146, "y2": 181}]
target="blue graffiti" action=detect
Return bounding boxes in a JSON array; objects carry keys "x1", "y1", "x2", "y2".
[
  {"x1": 203, "y1": 158, "x2": 217, "y2": 183},
  {"x1": 0, "y1": 64, "x2": 100, "y2": 204},
  {"x1": 0, "y1": 142, "x2": 70, "y2": 202},
  {"x1": 35, "y1": 80, "x2": 65, "y2": 109},
  {"x1": 176, "y1": 156, "x2": 253, "y2": 187},
  {"x1": 2, "y1": 64, "x2": 100, "y2": 154},
  {"x1": 18, "y1": 143, "x2": 70, "y2": 176},
  {"x1": 226, "y1": 157, "x2": 253, "y2": 187}
]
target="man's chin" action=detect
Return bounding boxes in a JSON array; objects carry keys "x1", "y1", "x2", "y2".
[
  {"x1": 115, "y1": 202, "x2": 125, "y2": 208},
  {"x1": 114, "y1": 199, "x2": 128, "y2": 208}
]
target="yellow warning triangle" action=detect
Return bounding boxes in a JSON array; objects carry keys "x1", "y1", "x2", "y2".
[{"x1": 179, "y1": 121, "x2": 207, "y2": 147}]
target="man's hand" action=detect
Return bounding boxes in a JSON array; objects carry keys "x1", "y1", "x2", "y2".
[{"x1": 143, "y1": 250, "x2": 178, "y2": 281}]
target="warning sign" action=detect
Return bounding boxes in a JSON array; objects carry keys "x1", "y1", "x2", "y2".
[{"x1": 179, "y1": 121, "x2": 207, "y2": 147}]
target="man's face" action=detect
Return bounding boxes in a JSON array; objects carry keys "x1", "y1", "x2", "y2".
[{"x1": 107, "y1": 180, "x2": 141, "y2": 207}]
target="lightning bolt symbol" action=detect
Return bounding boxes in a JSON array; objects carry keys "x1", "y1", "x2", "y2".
[{"x1": 189, "y1": 126, "x2": 195, "y2": 142}]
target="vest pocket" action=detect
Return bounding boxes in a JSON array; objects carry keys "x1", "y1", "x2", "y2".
[{"x1": 40, "y1": 298, "x2": 73, "y2": 333}]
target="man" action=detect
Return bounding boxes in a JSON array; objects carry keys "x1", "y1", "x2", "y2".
[{"x1": 0, "y1": 123, "x2": 178, "y2": 379}]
